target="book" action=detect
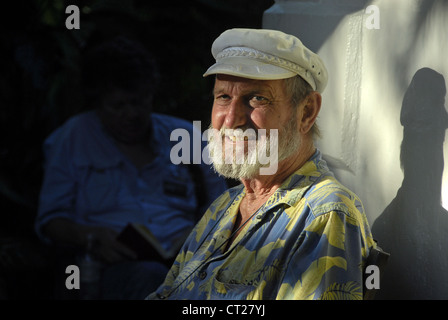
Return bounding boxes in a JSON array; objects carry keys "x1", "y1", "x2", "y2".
[{"x1": 116, "y1": 223, "x2": 188, "y2": 263}]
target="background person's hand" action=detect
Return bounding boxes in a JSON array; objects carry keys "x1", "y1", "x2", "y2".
[
  {"x1": 42, "y1": 218, "x2": 138, "y2": 264},
  {"x1": 83, "y1": 226, "x2": 138, "y2": 264}
]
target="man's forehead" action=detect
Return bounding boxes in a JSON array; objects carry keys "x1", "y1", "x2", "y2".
[{"x1": 213, "y1": 74, "x2": 284, "y2": 93}]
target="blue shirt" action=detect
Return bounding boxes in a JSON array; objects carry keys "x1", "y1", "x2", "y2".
[
  {"x1": 147, "y1": 150, "x2": 376, "y2": 300},
  {"x1": 35, "y1": 111, "x2": 227, "y2": 251}
]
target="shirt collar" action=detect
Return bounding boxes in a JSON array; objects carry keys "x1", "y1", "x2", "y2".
[{"x1": 262, "y1": 149, "x2": 331, "y2": 210}]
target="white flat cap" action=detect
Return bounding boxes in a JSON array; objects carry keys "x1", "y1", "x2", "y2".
[{"x1": 203, "y1": 28, "x2": 328, "y2": 93}]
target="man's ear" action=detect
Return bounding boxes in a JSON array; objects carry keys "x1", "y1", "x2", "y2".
[{"x1": 298, "y1": 91, "x2": 321, "y2": 135}]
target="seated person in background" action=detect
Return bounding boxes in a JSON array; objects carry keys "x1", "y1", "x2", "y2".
[
  {"x1": 147, "y1": 28, "x2": 376, "y2": 300},
  {"x1": 35, "y1": 36, "x2": 228, "y2": 299}
]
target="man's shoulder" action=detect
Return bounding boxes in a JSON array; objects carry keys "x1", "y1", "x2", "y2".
[
  {"x1": 45, "y1": 111, "x2": 98, "y2": 144},
  {"x1": 304, "y1": 175, "x2": 365, "y2": 219}
]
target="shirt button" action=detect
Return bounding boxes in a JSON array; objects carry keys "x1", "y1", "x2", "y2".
[{"x1": 198, "y1": 271, "x2": 207, "y2": 280}]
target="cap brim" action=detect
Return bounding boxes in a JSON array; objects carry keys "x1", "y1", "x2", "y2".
[{"x1": 203, "y1": 57, "x2": 296, "y2": 80}]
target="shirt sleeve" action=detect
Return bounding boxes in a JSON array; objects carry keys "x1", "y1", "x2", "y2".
[
  {"x1": 276, "y1": 210, "x2": 372, "y2": 300},
  {"x1": 145, "y1": 223, "x2": 199, "y2": 300},
  {"x1": 34, "y1": 129, "x2": 78, "y2": 243},
  {"x1": 145, "y1": 194, "x2": 228, "y2": 300}
]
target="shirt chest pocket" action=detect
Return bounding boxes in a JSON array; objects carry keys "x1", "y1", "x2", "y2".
[
  {"x1": 76, "y1": 164, "x2": 122, "y2": 213},
  {"x1": 208, "y1": 241, "x2": 286, "y2": 299},
  {"x1": 209, "y1": 269, "x2": 259, "y2": 300}
]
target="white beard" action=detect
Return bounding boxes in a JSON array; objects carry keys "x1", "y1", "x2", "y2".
[{"x1": 206, "y1": 112, "x2": 301, "y2": 180}]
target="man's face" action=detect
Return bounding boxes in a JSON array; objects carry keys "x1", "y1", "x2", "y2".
[
  {"x1": 97, "y1": 88, "x2": 153, "y2": 144},
  {"x1": 208, "y1": 74, "x2": 302, "y2": 179}
]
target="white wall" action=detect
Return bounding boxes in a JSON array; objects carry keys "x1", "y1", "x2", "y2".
[{"x1": 264, "y1": 0, "x2": 448, "y2": 299}]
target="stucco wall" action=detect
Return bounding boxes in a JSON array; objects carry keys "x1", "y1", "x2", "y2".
[{"x1": 264, "y1": 0, "x2": 448, "y2": 299}]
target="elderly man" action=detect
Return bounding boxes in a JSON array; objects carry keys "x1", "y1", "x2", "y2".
[{"x1": 147, "y1": 28, "x2": 376, "y2": 300}]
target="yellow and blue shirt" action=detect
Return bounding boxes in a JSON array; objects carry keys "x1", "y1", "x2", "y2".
[{"x1": 148, "y1": 150, "x2": 376, "y2": 300}]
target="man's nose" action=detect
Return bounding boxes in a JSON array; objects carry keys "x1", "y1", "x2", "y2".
[
  {"x1": 122, "y1": 103, "x2": 142, "y2": 118},
  {"x1": 224, "y1": 99, "x2": 247, "y2": 129}
]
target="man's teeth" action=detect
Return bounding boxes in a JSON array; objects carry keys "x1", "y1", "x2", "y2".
[{"x1": 228, "y1": 136, "x2": 250, "y2": 141}]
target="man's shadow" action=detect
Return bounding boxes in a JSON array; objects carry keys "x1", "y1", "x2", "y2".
[{"x1": 372, "y1": 68, "x2": 448, "y2": 299}]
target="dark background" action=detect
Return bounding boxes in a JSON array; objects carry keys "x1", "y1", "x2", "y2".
[{"x1": 0, "y1": 0, "x2": 274, "y2": 299}]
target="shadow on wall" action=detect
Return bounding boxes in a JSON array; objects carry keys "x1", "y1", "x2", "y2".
[{"x1": 372, "y1": 68, "x2": 448, "y2": 300}]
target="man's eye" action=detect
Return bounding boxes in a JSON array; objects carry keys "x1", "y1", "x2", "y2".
[
  {"x1": 215, "y1": 95, "x2": 231, "y2": 104},
  {"x1": 250, "y1": 96, "x2": 269, "y2": 106}
]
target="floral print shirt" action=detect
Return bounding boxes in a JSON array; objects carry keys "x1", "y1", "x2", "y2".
[{"x1": 147, "y1": 150, "x2": 376, "y2": 300}]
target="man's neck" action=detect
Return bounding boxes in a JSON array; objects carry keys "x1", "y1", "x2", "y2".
[{"x1": 226, "y1": 141, "x2": 316, "y2": 250}]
